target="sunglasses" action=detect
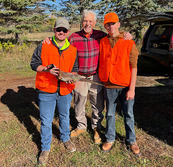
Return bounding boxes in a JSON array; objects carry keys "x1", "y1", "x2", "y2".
[{"x1": 56, "y1": 28, "x2": 68, "y2": 33}]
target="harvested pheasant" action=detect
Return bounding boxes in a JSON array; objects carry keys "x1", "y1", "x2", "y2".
[
  {"x1": 46, "y1": 64, "x2": 104, "y2": 86},
  {"x1": 59, "y1": 70, "x2": 104, "y2": 86}
]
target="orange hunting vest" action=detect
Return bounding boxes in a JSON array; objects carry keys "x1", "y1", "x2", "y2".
[
  {"x1": 35, "y1": 42, "x2": 77, "y2": 95},
  {"x1": 99, "y1": 37, "x2": 134, "y2": 87}
]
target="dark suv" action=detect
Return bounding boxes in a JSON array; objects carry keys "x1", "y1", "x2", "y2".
[{"x1": 127, "y1": 12, "x2": 173, "y2": 68}]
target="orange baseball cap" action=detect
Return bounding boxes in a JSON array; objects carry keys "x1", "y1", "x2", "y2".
[{"x1": 104, "y1": 12, "x2": 119, "y2": 25}]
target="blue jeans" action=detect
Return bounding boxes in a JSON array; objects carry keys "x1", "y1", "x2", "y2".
[
  {"x1": 105, "y1": 87, "x2": 136, "y2": 144},
  {"x1": 38, "y1": 92, "x2": 72, "y2": 151}
]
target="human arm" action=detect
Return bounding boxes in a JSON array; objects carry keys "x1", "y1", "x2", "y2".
[
  {"x1": 30, "y1": 45, "x2": 59, "y2": 77},
  {"x1": 30, "y1": 44, "x2": 42, "y2": 71},
  {"x1": 126, "y1": 43, "x2": 139, "y2": 100},
  {"x1": 126, "y1": 67, "x2": 137, "y2": 100},
  {"x1": 71, "y1": 52, "x2": 78, "y2": 73}
]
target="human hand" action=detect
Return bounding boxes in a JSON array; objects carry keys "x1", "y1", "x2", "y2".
[
  {"x1": 42, "y1": 37, "x2": 52, "y2": 44},
  {"x1": 45, "y1": 64, "x2": 59, "y2": 77},
  {"x1": 124, "y1": 32, "x2": 133, "y2": 40},
  {"x1": 49, "y1": 67, "x2": 59, "y2": 78},
  {"x1": 126, "y1": 89, "x2": 135, "y2": 100},
  {"x1": 65, "y1": 80, "x2": 75, "y2": 84}
]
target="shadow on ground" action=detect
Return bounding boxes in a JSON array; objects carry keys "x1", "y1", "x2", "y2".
[
  {"x1": 133, "y1": 56, "x2": 173, "y2": 146},
  {"x1": 0, "y1": 86, "x2": 60, "y2": 150},
  {"x1": 115, "y1": 56, "x2": 173, "y2": 146}
]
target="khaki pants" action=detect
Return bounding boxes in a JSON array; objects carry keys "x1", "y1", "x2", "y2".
[{"x1": 74, "y1": 73, "x2": 104, "y2": 130}]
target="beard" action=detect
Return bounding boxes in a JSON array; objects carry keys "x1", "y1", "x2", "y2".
[{"x1": 83, "y1": 25, "x2": 92, "y2": 34}]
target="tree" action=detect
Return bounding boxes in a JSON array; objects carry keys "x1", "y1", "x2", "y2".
[
  {"x1": 57, "y1": 0, "x2": 112, "y2": 28},
  {"x1": 54, "y1": 0, "x2": 173, "y2": 41},
  {"x1": 107, "y1": 0, "x2": 173, "y2": 42},
  {"x1": 0, "y1": 0, "x2": 56, "y2": 42}
]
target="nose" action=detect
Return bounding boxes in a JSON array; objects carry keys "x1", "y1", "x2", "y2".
[{"x1": 85, "y1": 21, "x2": 90, "y2": 25}]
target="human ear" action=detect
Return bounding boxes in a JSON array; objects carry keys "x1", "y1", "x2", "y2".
[
  {"x1": 104, "y1": 24, "x2": 107, "y2": 29},
  {"x1": 118, "y1": 22, "x2": 120, "y2": 28}
]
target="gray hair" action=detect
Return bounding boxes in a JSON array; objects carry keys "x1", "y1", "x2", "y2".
[{"x1": 81, "y1": 10, "x2": 97, "y2": 22}]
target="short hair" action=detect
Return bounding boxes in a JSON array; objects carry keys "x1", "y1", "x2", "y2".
[{"x1": 81, "y1": 10, "x2": 97, "y2": 22}]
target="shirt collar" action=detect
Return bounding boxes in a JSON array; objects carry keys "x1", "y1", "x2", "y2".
[
  {"x1": 82, "y1": 29, "x2": 94, "y2": 38},
  {"x1": 53, "y1": 35, "x2": 70, "y2": 50},
  {"x1": 107, "y1": 31, "x2": 124, "y2": 40}
]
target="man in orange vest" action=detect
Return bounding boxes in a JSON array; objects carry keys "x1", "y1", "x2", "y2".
[
  {"x1": 30, "y1": 17, "x2": 78, "y2": 165},
  {"x1": 99, "y1": 12, "x2": 140, "y2": 155}
]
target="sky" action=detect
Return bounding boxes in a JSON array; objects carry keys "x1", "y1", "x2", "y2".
[
  {"x1": 43, "y1": 0, "x2": 102, "y2": 15},
  {"x1": 45, "y1": 0, "x2": 101, "y2": 10}
]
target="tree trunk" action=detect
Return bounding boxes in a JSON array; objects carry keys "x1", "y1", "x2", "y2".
[{"x1": 15, "y1": 33, "x2": 19, "y2": 43}]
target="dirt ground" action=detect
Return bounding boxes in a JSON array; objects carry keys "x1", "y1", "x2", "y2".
[
  {"x1": 0, "y1": 70, "x2": 173, "y2": 126},
  {"x1": 0, "y1": 72, "x2": 171, "y2": 122}
]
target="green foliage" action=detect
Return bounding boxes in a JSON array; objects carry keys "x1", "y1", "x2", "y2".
[
  {"x1": 0, "y1": 41, "x2": 15, "y2": 52},
  {"x1": 19, "y1": 43, "x2": 28, "y2": 52},
  {"x1": 58, "y1": 0, "x2": 109, "y2": 25},
  {"x1": 0, "y1": 0, "x2": 56, "y2": 42}
]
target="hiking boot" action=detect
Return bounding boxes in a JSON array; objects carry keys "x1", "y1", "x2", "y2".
[
  {"x1": 93, "y1": 127, "x2": 101, "y2": 144},
  {"x1": 102, "y1": 141, "x2": 114, "y2": 152},
  {"x1": 70, "y1": 128, "x2": 86, "y2": 138},
  {"x1": 128, "y1": 142, "x2": 140, "y2": 156},
  {"x1": 64, "y1": 140, "x2": 76, "y2": 152},
  {"x1": 38, "y1": 151, "x2": 49, "y2": 165}
]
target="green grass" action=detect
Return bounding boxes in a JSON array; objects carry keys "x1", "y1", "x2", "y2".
[{"x1": 0, "y1": 100, "x2": 173, "y2": 166}]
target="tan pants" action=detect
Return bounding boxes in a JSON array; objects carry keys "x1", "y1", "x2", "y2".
[{"x1": 73, "y1": 73, "x2": 104, "y2": 130}]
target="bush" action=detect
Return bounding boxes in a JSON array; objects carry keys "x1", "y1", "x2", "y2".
[{"x1": 0, "y1": 41, "x2": 15, "y2": 52}]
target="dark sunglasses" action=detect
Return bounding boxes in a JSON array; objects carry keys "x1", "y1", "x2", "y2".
[{"x1": 56, "y1": 28, "x2": 68, "y2": 33}]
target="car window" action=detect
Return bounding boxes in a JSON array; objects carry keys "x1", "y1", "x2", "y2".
[
  {"x1": 147, "y1": 25, "x2": 173, "y2": 51},
  {"x1": 154, "y1": 27, "x2": 167, "y2": 36}
]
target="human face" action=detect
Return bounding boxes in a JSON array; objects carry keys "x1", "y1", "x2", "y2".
[
  {"x1": 54, "y1": 27, "x2": 70, "y2": 41},
  {"x1": 82, "y1": 14, "x2": 96, "y2": 35},
  {"x1": 104, "y1": 22, "x2": 120, "y2": 37}
]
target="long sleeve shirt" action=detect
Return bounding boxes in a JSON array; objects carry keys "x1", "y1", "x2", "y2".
[{"x1": 68, "y1": 29, "x2": 107, "y2": 75}]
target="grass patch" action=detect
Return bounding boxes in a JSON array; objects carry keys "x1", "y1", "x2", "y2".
[
  {"x1": 0, "y1": 42, "x2": 37, "y2": 75},
  {"x1": 0, "y1": 91, "x2": 173, "y2": 166}
]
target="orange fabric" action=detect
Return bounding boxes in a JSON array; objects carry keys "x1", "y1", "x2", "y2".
[
  {"x1": 99, "y1": 36, "x2": 134, "y2": 87},
  {"x1": 36, "y1": 42, "x2": 77, "y2": 95},
  {"x1": 85, "y1": 34, "x2": 90, "y2": 38},
  {"x1": 104, "y1": 12, "x2": 119, "y2": 25}
]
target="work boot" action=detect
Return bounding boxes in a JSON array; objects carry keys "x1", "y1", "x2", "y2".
[
  {"x1": 93, "y1": 127, "x2": 101, "y2": 144},
  {"x1": 64, "y1": 140, "x2": 76, "y2": 152},
  {"x1": 38, "y1": 151, "x2": 49, "y2": 165},
  {"x1": 70, "y1": 128, "x2": 86, "y2": 138},
  {"x1": 102, "y1": 141, "x2": 114, "y2": 152},
  {"x1": 128, "y1": 142, "x2": 140, "y2": 156}
]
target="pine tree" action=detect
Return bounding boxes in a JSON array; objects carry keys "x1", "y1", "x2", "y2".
[
  {"x1": 0, "y1": 0, "x2": 56, "y2": 42},
  {"x1": 57, "y1": 0, "x2": 112, "y2": 28},
  {"x1": 108, "y1": 0, "x2": 173, "y2": 42}
]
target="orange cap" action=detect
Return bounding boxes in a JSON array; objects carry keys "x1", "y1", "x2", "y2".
[{"x1": 104, "y1": 12, "x2": 119, "y2": 25}]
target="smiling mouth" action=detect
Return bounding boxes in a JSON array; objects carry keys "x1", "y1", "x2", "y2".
[{"x1": 85, "y1": 25, "x2": 91, "y2": 28}]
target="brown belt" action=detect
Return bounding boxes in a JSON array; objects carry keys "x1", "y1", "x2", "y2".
[{"x1": 79, "y1": 72, "x2": 96, "y2": 77}]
